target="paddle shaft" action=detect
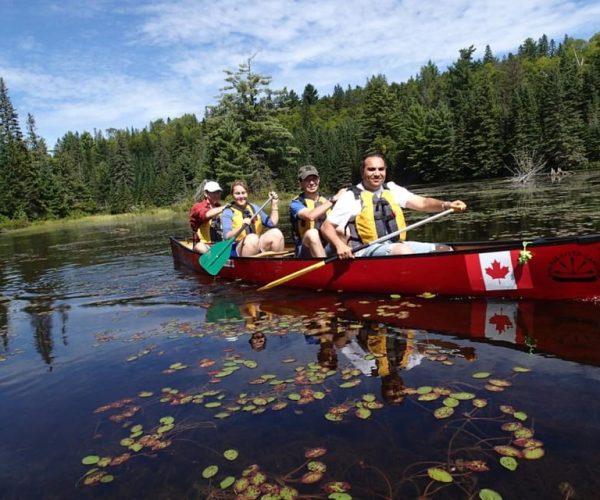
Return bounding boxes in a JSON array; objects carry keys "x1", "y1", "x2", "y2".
[{"x1": 257, "y1": 209, "x2": 454, "y2": 291}]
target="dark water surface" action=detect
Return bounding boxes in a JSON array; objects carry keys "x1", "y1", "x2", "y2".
[{"x1": 1, "y1": 173, "x2": 600, "y2": 499}]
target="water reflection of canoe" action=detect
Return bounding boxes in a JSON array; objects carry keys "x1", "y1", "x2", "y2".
[
  {"x1": 170, "y1": 234, "x2": 600, "y2": 300},
  {"x1": 259, "y1": 296, "x2": 600, "y2": 367}
]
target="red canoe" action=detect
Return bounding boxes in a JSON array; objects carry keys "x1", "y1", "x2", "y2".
[{"x1": 170, "y1": 234, "x2": 600, "y2": 300}]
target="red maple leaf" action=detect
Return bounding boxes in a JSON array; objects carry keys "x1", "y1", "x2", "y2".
[
  {"x1": 488, "y1": 313, "x2": 514, "y2": 334},
  {"x1": 485, "y1": 260, "x2": 510, "y2": 281}
]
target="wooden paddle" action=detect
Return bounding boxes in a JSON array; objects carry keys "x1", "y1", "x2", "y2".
[
  {"x1": 200, "y1": 197, "x2": 273, "y2": 276},
  {"x1": 257, "y1": 208, "x2": 454, "y2": 291}
]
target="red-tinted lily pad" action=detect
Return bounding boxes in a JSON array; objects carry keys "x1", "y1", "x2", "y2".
[
  {"x1": 323, "y1": 481, "x2": 351, "y2": 493},
  {"x1": 484, "y1": 384, "x2": 505, "y2": 392},
  {"x1": 499, "y1": 405, "x2": 515, "y2": 414},
  {"x1": 488, "y1": 379, "x2": 512, "y2": 387},
  {"x1": 464, "y1": 460, "x2": 489, "y2": 472},
  {"x1": 501, "y1": 422, "x2": 522, "y2": 432},
  {"x1": 514, "y1": 438, "x2": 543, "y2": 448},
  {"x1": 271, "y1": 401, "x2": 288, "y2": 411},
  {"x1": 305, "y1": 447, "x2": 327, "y2": 458},
  {"x1": 355, "y1": 407, "x2": 372, "y2": 419},
  {"x1": 301, "y1": 471, "x2": 323, "y2": 484},
  {"x1": 494, "y1": 445, "x2": 521, "y2": 457},
  {"x1": 472, "y1": 398, "x2": 488, "y2": 408}
]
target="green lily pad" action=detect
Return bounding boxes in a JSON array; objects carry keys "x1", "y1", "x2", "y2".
[
  {"x1": 434, "y1": 406, "x2": 454, "y2": 419},
  {"x1": 500, "y1": 456, "x2": 518, "y2": 471},
  {"x1": 427, "y1": 467, "x2": 453, "y2": 483},
  {"x1": 202, "y1": 465, "x2": 219, "y2": 479},
  {"x1": 494, "y1": 445, "x2": 521, "y2": 457},
  {"x1": 512, "y1": 366, "x2": 531, "y2": 373},
  {"x1": 81, "y1": 455, "x2": 100, "y2": 465},
  {"x1": 472, "y1": 398, "x2": 488, "y2": 408},
  {"x1": 416, "y1": 386, "x2": 433, "y2": 394},
  {"x1": 472, "y1": 371, "x2": 491, "y2": 379},
  {"x1": 479, "y1": 489, "x2": 503, "y2": 500},
  {"x1": 449, "y1": 392, "x2": 475, "y2": 400},
  {"x1": 159, "y1": 416, "x2": 174, "y2": 425},
  {"x1": 220, "y1": 476, "x2": 235, "y2": 489},
  {"x1": 355, "y1": 407, "x2": 372, "y2": 419},
  {"x1": 224, "y1": 449, "x2": 239, "y2": 461},
  {"x1": 443, "y1": 397, "x2": 459, "y2": 408},
  {"x1": 514, "y1": 411, "x2": 528, "y2": 421},
  {"x1": 522, "y1": 447, "x2": 545, "y2": 459}
]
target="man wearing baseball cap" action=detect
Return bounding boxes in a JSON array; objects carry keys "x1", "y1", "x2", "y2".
[
  {"x1": 289, "y1": 165, "x2": 346, "y2": 257},
  {"x1": 189, "y1": 180, "x2": 229, "y2": 254}
]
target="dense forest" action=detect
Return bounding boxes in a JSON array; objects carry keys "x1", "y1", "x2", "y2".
[{"x1": 1, "y1": 33, "x2": 599, "y2": 224}]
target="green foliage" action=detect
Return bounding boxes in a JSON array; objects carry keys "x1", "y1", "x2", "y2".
[{"x1": 2, "y1": 31, "x2": 600, "y2": 223}]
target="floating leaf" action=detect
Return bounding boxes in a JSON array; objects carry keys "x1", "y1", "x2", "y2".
[
  {"x1": 420, "y1": 292, "x2": 436, "y2": 299},
  {"x1": 244, "y1": 360, "x2": 258, "y2": 369},
  {"x1": 513, "y1": 366, "x2": 531, "y2": 373},
  {"x1": 220, "y1": 476, "x2": 235, "y2": 489},
  {"x1": 488, "y1": 379, "x2": 512, "y2": 387},
  {"x1": 305, "y1": 447, "x2": 327, "y2": 458},
  {"x1": 307, "y1": 461, "x2": 327, "y2": 473},
  {"x1": 301, "y1": 471, "x2": 323, "y2": 484},
  {"x1": 339, "y1": 379, "x2": 361, "y2": 389},
  {"x1": 100, "y1": 474, "x2": 114, "y2": 483},
  {"x1": 323, "y1": 481, "x2": 351, "y2": 494},
  {"x1": 271, "y1": 401, "x2": 288, "y2": 411},
  {"x1": 202, "y1": 465, "x2": 219, "y2": 479},
  {"x1": 499, "y1": 405, "x2": 515, "y2": 414},
  {"x1": 159, "y1": 416, "x2": 174, "y2": 425},
  {"x1": 479, "y1": 488, "x2": 503, "y2": 500},
  {"x1": 434, "y1": 406, "x2": 454, "y2": 419},
  {"x1": 362, "y1": 393, "x2": 376, "y2": 402},
  {"x1": 130, "y1": 424, "x2": 143, "y2": 434},
  {"x1": 416, "y1": 386, "x2": 433, "y2": 394},
  {"x1": 288, "y1": 393, "x2": 301, "y2": 401},
  {"x1": 224, "y1": 449, "x2": 239, "y2": 461},
  {"x1": 138, "y1": 391, "x2": 153, "y2": 398},
  {"x1": 450, "y1": 392, "x2": 475, "y2": 400},
  {"x1": 514, "y1": 427, "x2": 534, "y2": 439},
  {"x1": 522, "y1": 447, "x2": 545, "y2": 459},
  {"x1": 325, "y1": 412, "x2": 343, "y2": 422},
  {"x1": 328, "y1": 494, "x2": 352, "y2": 500},
  {"x1": 473, "y1": 398, "x2": 488, "y2": 408},
  {"x1": 443, "y1": 397, "x2": 459, "y2": 408},
  {"x1": 494, "y1": 445, "x2": 521, "y2": 457},
  {"x1": 81, "y1": 455, "x2": 100, "y2": 465},
  {"x1": 355, "y1": 407, "x2": 372, "y2": 419},
  {"x1": 513, "y1": 411, "x2": 528, "y2": 421},
  {"x1": 500, "y1": 456, "x2": 518, "y2": 471},
  {"x1": 427, "y1": 467, "x2": 453, "y2": 483},
  {"x1": 472, "y1": 371, "x2": 491, "y2": 379},
  {"x1": 514, "y1": 438, "x2": 543, "y2": 448},
  {"x1": 501, "y1": 422, "x2": 522, "y2": 432},
  {"x1": 418, "y1": 392, "x2": 440, "y2": 402},
  {"x1": 280, "y1": 486, "x2": 299, "y2": 499}
]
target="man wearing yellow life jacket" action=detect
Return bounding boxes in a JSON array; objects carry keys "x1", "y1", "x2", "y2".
[
  {"x1": 321, "y1": 154, "x2": 467, "y2": 258},
  {"x1": 288, "y1": 165, "x2": 347, "y2": 257}
]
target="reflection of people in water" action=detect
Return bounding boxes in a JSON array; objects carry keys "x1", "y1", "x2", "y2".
[
  {"x1": 204, "y1": 299, "x2": 271, "y2": 349},
  {"x1": 249, "y1": 331, "x2": 267, "y2": 351},
  {"x1": 354, "y1": 322, "x2": 476, "y2": 404},
  {"x1": 305, "y1": 316, "x2": 358, "y2": 370}
]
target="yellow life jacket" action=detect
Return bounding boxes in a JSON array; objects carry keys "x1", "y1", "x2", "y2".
[
  {"x1": 347, "y1": 185, "x2": 406, "y2": 248},
  {"x1": 290, "y1": 194, "x2": 330, "y2": 245},
  {"x1": 197, "y1": 214, "x2": 223, "y2": 244},
  {"x1": 230, "y1": 203, "x2": 263, "y2": 240}
]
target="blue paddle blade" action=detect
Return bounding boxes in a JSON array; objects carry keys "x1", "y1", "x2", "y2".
[{"x1": 199, "y1": 238, "x2": 235, "y2": 275}]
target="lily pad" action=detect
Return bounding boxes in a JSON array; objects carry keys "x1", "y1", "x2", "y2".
[
  {"x1": 220, "y1": 476, "x2": 235, "y2": 489},
  {"x1": 305, "y1": 447, "x2": 327, "y2": 458},
  {"x1": 494, "y1": 445, "x2": 521, "y2": 457},
  {"x1": 224, "y1": 449, "x2": 239, "y2": 461},
  {"x1": 202, "y1": 465, "x2": 219, "y2": 479},
  {"x1": 443, "y1": 397, "x2": 459, "y2": 408},
  {"x1": 512, "y1": 366, "x2": 531, "y2": 373},
  {"x1": 427, "y1": 467, "x2": 453, "y2": 483},
  {"x1": 81, "y1": 455, "x2": 100, "y2": 465},
  {"x1": 522, "y1": 447, "x2": 545, "y2": 459},
  {"x1": 479, "y1": 489, "x2": 503, "y2": 500},
  {"x1": 434, "y1": 406, "x2": 454, "y2": 419},
  {"x1": 301, "y1": 471, "x2": 323, "y2": 484},
  {"x1": 500, "y1": 456, "x2": 518, "y2": 471},
  {"x1": 472, "y1": 371, "x2": 491, "y2": 379},
  {"x1": 416, "y1": 386, "x2": 433, "y2": 394}
]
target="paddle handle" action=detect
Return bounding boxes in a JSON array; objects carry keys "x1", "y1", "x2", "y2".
[
  {"x1": 227, "y1": 196, "x2": 274, "y2": 241},
  {"x1": 324, "y1": 208, "x2": 454, "y2": 262}
]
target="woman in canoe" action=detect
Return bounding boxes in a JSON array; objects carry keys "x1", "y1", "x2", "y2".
[
  {"x1": 221, "y1": 180, "x2": 285, "y2": 256},
  {"x1": 189, "y1": 180, "x2": 229, "y2": 254}
]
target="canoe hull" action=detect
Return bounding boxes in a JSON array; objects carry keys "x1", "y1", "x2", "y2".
[{"x1": 170, "y1": 235, "x2": 600, "y2": 300}]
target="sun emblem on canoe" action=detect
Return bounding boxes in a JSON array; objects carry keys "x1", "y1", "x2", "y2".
[{"x1": 548, "y1": 252, "x2": 599, "y2": 282}]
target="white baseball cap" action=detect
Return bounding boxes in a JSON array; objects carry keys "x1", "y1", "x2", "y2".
[{"x1": 204, "y1": 181, "x2": 222, "y2": 192}]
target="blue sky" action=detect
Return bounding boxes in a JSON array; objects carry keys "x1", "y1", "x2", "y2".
[{"x1": 1, "y1": 0, "x2": 599, "y2": 148}]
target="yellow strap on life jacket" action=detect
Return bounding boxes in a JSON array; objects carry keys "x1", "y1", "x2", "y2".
[{"x1": 230, "y1": 204, "x2": 264, "y2": 240}]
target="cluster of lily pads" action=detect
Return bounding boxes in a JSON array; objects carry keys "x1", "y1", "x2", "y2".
[{"x1": 79, "y1": 300, "x2": 544, "y2": 499}]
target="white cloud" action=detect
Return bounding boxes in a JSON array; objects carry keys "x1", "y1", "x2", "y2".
[{"x1": 2, "y1": 0, "x2": 599, "y2": 146}]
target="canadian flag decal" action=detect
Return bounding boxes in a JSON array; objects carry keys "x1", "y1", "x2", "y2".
[{"x1": 466, "y1": 251, "x2": 533, "y2": 291}]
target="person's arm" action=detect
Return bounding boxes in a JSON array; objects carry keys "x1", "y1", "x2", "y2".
[
  {"x1": 268, "y1": 192, "x2": 279, "y2": 226},
  {"x1": 321, "y1": 219, "x2": 353, "y2": 259},
  {"x1": 405, "y1": 195, "x2": 467, "y2": 213},
  {"x1": 221, "y1": 208, "x2": 235, "y2": 239},
  {"x1": 297, "y1": 188, "x2": 348, "y2": 222}
]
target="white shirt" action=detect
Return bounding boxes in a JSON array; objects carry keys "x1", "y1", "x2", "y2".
[{"x1": 326, "y1": 181, "x2": 414, "y2": 228}]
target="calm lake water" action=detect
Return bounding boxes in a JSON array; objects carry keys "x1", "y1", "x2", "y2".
[{"x1": 1, "y1": 172, "x2": 600, "y2": 499}]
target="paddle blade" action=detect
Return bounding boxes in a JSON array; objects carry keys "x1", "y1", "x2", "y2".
[
  {"x1": 257, "y1": 260, "x2": 326, "y2": 291},
  {"x1": 199, "y1": 239, "x2": 235, "y2": 275}
]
